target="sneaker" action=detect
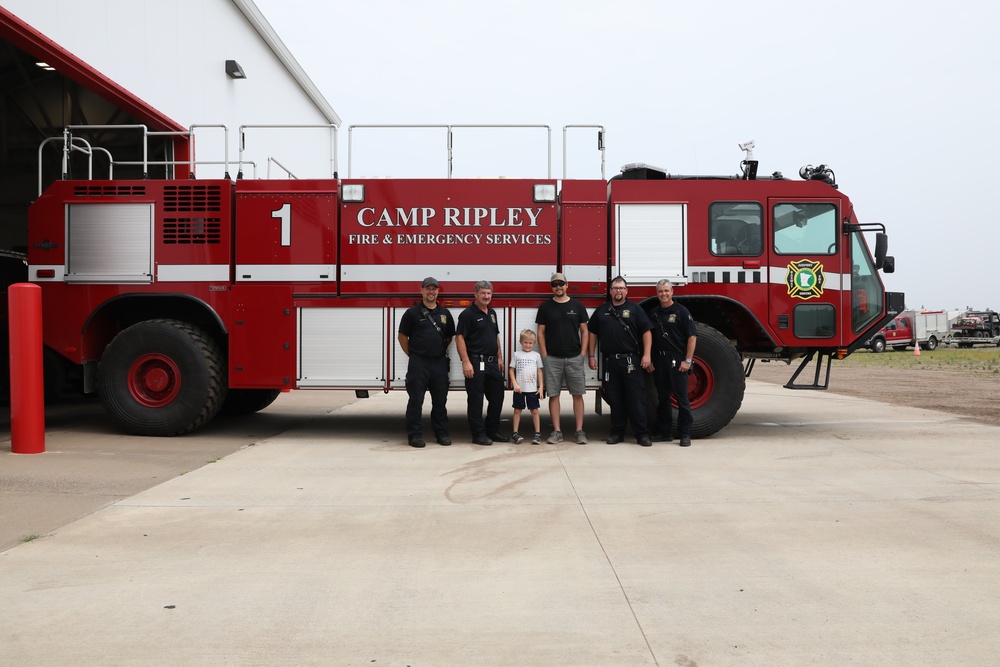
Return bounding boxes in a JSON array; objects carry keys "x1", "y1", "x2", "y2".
[
  {"x1": 547, "y1": 430, "x2": 563, "y2": 444},
  {"x1": 512, "y1": 433, "x2": 524, "y2": 444},
  {"x1": 532, "y1": 432, "x2": 542, "y2": 444},
  {"x1": 574, "y1": 430, "x2": 588, "y2": 445}
]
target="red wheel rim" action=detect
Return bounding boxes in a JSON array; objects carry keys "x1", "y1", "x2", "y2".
[
  {"x1": 127, "y1": 353, "x2": 181, "y2": 408},
  {"x1": 679, "y1": 358, "x2": 714, "y2": 409}
]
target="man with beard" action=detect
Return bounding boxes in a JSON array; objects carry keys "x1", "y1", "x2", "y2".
[{"x1": 587, "y1": 276, "x2": 653, "y2": 446}]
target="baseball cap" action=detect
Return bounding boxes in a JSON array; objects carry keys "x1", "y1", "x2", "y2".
[
  {"x1": 421, "y1": 276, "x2": 440, "y2": 288},
  {"x1": 550, "y1": 272, "x2": 567, "y2": 285}
]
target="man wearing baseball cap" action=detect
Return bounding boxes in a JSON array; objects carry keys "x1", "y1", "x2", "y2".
[
  {"x1": 535, "y1": 272, "x2": 590, "y2": 444},
  {"x1": 397, "y1": 277, "x2": 456, "y2": 447}
]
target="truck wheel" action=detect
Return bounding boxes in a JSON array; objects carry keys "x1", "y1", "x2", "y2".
[
  {"x1": 220, "y1": 388, "x2": 281, "y2": 415},
  {"x1": 97, "y1": 319, "x2": 226, "y2": 436},
  {"x1": 924, "y1": 336, "x2": 938, "y2": 351},
  {"x1": 870, "y1": 338, "x2": 886, "y2": 353},
  {"x1": 644, "y1": 324, "x2": 745, "y2": 439}
]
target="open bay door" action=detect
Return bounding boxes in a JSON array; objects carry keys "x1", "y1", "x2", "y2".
[{"x1": 614, "y1": 203, "x2": 687, "y2": 285}]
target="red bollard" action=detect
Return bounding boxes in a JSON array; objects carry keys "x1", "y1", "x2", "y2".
[{"x1": 9, "y1": 283, "x2": 45, "y2": 454}]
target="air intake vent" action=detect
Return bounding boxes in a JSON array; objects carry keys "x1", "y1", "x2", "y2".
[
  {"x1": 73, "y1": 185, "x2": 147, "y2": 197},
  {"x1": 163, "y1": 185, "x2": 223, "y2": 212},
  {"x1": 163, "y1": 218, "x2": 222, "y2": 244}
]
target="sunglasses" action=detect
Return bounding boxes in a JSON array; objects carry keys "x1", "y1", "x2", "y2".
[{"x1": 550, "y1": 281, "x2": 567, "y2": 287}]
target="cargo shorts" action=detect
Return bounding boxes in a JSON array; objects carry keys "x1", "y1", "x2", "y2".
[{"x1": 544, "y1": 354, "x2": 586, "y2": 397}]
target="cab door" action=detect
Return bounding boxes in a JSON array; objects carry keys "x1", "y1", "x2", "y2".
[{"x1": 767, "y1": 199, "x2": 844, "y2": 347}]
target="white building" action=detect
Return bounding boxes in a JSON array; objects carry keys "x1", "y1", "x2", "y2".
[{"x1": 0, "y1": 0, "x2": 339, "y2": 249}]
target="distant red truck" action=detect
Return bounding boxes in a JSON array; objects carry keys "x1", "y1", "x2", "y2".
[{"x1": 866, "y1": 309, "x2": 950, "y2": 352}]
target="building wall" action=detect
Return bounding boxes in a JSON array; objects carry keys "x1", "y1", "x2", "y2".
[{"x1": 2, "y1": 0, "x2": 339, "y2": 179}]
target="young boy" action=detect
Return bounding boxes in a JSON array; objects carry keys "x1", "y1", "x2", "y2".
[{"x1": 509, "y1": 329, "x2": 544, "y2": 444}]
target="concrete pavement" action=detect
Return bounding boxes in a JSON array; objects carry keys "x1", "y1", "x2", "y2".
[{"x1": 1, "y1": 382, "x2": 999, "y2": 666}]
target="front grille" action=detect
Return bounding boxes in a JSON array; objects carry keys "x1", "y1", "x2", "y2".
[
  {"x1": 163, "y1": 184, "x2": 223, "y2": 212},
  {"x1": 163, "y1": 218, "x2": 222, "y2": 244}
]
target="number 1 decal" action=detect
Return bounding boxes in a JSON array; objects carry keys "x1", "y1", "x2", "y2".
[{"x1": 272, "y1": 203, "x2": 291, "y2": 246}]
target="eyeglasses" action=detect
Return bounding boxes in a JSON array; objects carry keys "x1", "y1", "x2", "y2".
[
  {"x1": 610, "y1": 286, "x2": 627, "y2": 291},
  {"x1": 550, "y1": 281, "x2": 566, "y2": 287}
]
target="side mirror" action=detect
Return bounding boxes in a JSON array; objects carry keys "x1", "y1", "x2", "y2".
[
  {"x1": 874, "y1": 232, "x2": 888, "y2": 269},
  {"x1": 882, "y1": 255, "x2": 895, "y2": 273}
]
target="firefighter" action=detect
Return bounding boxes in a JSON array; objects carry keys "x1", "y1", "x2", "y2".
[
  {"x1": 535, "y1": 272, "x2": 590, "y2": 444},
  {"x1": 649, "y1": 279, "x2": 697, "y2": 447},
  {"x1": 587, "y1": 276, "x2": 653, "y2": 446},
  {"x1": 397, "y1": 277, "x2": 456, "y2": 448},
  {"x1": 456, "y1": 280, "x2": 507, "y2": 446}
]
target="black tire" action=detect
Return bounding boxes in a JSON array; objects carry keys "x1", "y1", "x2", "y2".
[
  {"x1": 97, "y1": 319, "x2": 226, "y2": 436},
  {"x1": 644, "y1": 323, "x2": 745, "y2": 439},
  {"x1": 870, "y1": 338, "x2": 886, "y2": 353},
  {"x1": 924, "y1": 336, "x2": 938, "y2": 351},
  {"x1": 220, "y1": 388, "x2": 281, "y2": 416},
  {"x1": 43, "y1": 346, "x2": 68, "y2": 403}
]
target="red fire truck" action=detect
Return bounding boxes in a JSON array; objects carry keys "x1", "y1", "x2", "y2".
[{"x1": 26, "y1": 124, "x2": 901, "y2": 437}]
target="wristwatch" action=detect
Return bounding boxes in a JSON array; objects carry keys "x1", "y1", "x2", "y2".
[{"x1": 684, "y1": 358, "x2": 693, "y2": 364}]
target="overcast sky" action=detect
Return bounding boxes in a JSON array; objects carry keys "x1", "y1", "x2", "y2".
[{"x1": 253, "y1": 0, "x2": 998, "y2": 311}]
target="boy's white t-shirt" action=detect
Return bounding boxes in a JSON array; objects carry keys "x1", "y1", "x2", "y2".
[{"x1": 510, "y1": 350, "x2": 543, "y2": 393}]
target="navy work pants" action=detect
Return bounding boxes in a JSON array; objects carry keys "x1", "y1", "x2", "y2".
[
  {"x1": 604, "y1": 355, "x2": 649, "y2": 438},
  {"x1": 405, "y1": 354, "x2": 450, "y2": 439},
  {"x1": 464, "y1": 355, "x2": 505, "y2": 437},
  {"x1": 652, "y1": 354, "x2": 693, "y2": 439}
]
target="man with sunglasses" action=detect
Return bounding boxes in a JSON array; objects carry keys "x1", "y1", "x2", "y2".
[{"x1": 535, "y1": 272, "x2": 590, "y2": 444}]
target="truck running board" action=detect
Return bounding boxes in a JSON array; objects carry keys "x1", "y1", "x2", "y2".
[{"x1": 784, "y1": 350, "x2": 833, "y2": 390}]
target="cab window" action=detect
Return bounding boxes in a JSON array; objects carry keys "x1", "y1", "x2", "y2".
[
  {"x1": 709, "y1": 202, "x2": 762, "y2": 256},
  {"x1": 773, "y1": 203, "x2": 837, "y2": 255}
]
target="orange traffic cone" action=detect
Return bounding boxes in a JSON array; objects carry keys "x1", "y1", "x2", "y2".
[{"x1": 914, "y1": 344, "x2": 921, "y2": 356}]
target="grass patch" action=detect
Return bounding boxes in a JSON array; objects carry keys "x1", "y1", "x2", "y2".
[
  {"x1": 845, "y1": 346, "x2": 1000, "y2": 372},
  {"x1": 21, "y1": 534, "x2": 42, "y2": 543}
]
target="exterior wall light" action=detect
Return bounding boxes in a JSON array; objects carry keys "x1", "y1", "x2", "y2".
[{"x1": 226, "y1": 60, "x2": 246, "y2": 79}]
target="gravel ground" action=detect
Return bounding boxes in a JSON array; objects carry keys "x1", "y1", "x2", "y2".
[{"x1": 749, "y1": 356, "x2": 1000, "y2": 426}]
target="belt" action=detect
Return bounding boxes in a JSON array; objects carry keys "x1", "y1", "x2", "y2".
[
  {"x1": 471, "y1": 354, "x2": 498, "y2": 362},
  {"x1": 655, "y1": 350, "x2": 675, "y2": 356},
  {"x1": 606, "y1": 353, "x2": 638, "y2": 360}
]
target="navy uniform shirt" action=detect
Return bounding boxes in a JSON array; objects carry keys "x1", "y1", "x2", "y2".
[
  {"x1": 457, "y1": 305, "x2": 500, "y2": 356},
  {"x1": 650, "y1": 302, "x2": 697, "y2": 355},
  {"x1": 399, "y1": 303, "x2": 456, "y2": 357},
  {"x1": 588, "y1": 300, "x2": 653, "y2": 355}
]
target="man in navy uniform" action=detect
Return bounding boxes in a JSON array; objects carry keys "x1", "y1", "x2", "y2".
[
  {"x1": 649, "y1": 279, "x2": 697, "y2": 447},
  {"x1": 587, "y1": 276, "x2": 653, "y2": 446},
  {"x1": 456, "y1": 280, "x2": 507, "y2": 446},
  {"x1": 398, "y1": 277, "x2": 456, "y2": 447}
]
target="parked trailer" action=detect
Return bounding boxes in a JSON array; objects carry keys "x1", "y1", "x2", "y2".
[
  {"x1": 27, "y1": 123, "x2": 900, "y2": 437},
  {"x1": 946, "y1": 310, "x2": 1000, "y2": 348}
]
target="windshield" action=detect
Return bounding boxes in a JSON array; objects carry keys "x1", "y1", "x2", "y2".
[{"x1": 850, "y1": 232, "x2": 884, "y2": 333}]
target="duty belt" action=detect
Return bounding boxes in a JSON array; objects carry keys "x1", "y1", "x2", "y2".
[{"x1": 471, "y1": 354, "x2": 498, "y2": 363}]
